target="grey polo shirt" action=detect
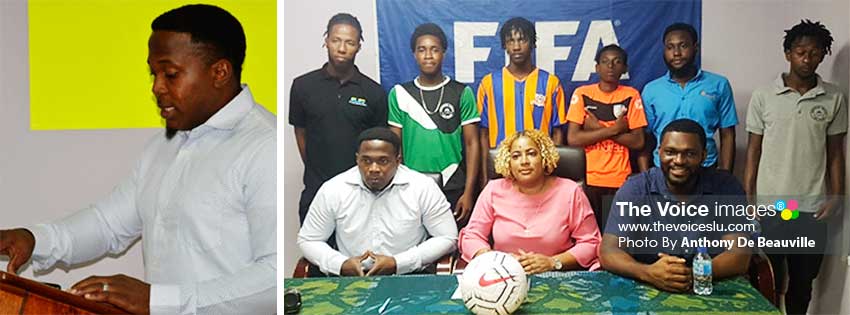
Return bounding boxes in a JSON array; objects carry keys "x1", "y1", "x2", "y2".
[{"x1": 746, "y1": 74, "x2": 848, "y2": 212}]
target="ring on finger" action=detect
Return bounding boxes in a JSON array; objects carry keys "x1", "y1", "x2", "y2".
[{"x1": 102, "y1": 283, "x2": 109, "y2": 292}]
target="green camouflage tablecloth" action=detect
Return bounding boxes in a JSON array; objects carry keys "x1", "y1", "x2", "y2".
[{"x1": 284, "y1": 271, "x2": 780, "y2": 314}]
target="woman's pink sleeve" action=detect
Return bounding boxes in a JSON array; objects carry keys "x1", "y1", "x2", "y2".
[
  {"x1": 458, "y1": 183, "x2": 497, "y2": 262},
  {"x1": 566, "y1": 185, "x2": 602, "y2": 270}
]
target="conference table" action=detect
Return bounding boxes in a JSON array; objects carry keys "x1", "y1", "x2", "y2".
[{"x1": 284, "y1": 271, "x2": 781, "y2": 314}]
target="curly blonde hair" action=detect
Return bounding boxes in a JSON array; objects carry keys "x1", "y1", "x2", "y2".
[{"x1": 494, "y1": 129, "x2": 559, "y2": 180}]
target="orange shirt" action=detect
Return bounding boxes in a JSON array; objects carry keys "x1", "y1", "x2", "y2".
[{"x1": 566, "y1": 84, "x2": 647, "y2": 188}]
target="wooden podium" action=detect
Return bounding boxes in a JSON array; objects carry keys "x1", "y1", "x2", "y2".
[{"x1": 0, "y1": 271, "x2": 125, "y2": 314}]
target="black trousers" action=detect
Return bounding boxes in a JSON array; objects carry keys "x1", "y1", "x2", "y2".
[
  {"x1": 768, "y1": 252, "x2": 824, "y2": 314},
  {"x1": 584, "y1": 185, "x2": 618, "y2": 231},
  {"x1": 762, "y1": 213, "x2": 828, "y2": 315},
  {"x1": 298, "y1": 185, "x2": 320, "y2": 225},
  {"x1": 444, "y1": 187, "x2": 466, "y2": 228}
]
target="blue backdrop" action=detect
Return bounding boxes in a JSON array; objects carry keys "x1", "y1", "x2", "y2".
[{"x1": 377, "y1": 0, "x2": 701, "y2": 96}]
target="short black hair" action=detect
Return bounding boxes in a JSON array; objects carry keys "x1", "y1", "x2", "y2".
[
  {"x1": 663, "y1": 22, "x2": 698, "y2": 44},
  {"x1": 661, "y1": 119, "x2": 707, "y2": 150},
  {"x1": 357, "y1": 127, "x2": 401, "y2": 155},
  {"x1": 783, "y1": 19, "x2": 833, "y2": 55},
  {"x1": 500, "y1": 17, "x2": 536, "y2": 48},
  {"x1": 325, "y1": 13, "x2": 364, "y2": 42},
  {"x1": 410, "y1": 23, "x2": 448, "y2": 52},
  {"x1": 152, "y1": 4, "x2": 246, "y2": 81},
  {"x1": 595, "y1": 44, "x2": 628, "y2": 65}
]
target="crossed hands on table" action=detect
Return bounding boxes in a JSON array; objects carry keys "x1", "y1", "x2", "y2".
[
  {"x1": 645, "y1": 253, "x2": 693, "y2": 293},
  {"x1": 340, "y1": 251, "x2": 397, "y2": 277}
]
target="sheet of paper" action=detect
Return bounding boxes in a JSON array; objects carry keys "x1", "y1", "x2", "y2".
[{"x1": 450, "y1": 275, "x2": 463, "y2": 299}]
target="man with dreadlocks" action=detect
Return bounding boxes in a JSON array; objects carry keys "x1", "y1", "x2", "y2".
[
  {"x1": 744, "y1": 20, "x2": 846, "y2": 315},
  {"x1": 289, "y1": 13, "x2": 388, "y2": 224},
  {"x1": 476, "y1": 17, "x2": 568, "y2": 187}
]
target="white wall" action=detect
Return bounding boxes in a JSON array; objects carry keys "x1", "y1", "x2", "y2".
[
  {"x1": 0, "y1": 0, "x2": 152, "y2": 288},
  {"x1": 284, "y1": 1, "x2": 850, "y2": 313}
]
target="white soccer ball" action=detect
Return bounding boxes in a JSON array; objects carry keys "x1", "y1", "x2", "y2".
[{"x1": 459, "y1": 251, "x2": 529, "y2": 315}]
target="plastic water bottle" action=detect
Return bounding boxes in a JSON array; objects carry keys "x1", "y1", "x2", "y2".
[{"x1": 693, "y1": 247, "x2": 713, "y2": 295}]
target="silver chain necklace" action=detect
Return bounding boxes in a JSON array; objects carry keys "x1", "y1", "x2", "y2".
[{"x1": 417, "y1": 78, "x2": 445, "y2": 115}]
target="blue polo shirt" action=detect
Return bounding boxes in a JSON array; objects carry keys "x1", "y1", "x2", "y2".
[
  {"x1": 604, "y1": 168, "x2": 748, "y2": 264},
  {"x1": 642, "y1": 70, "x2": 738, "y2": 167}
]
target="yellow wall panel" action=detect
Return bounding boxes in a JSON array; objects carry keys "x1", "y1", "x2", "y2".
[{"x1": 29, "y1": 0, "x2": 276, "y2": 130}]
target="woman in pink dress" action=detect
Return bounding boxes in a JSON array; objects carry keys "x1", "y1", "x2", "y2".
[{"x1": 459, "y1": 129, "x2": 601, "y2": 273}]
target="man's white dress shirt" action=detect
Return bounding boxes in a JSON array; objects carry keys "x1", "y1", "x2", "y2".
[
  {"x1": 29, "y1": 85, "x2": 276, "y2": 314},
  {"x1": 298, "y1": 165, "x2": 458, "y2": 275}
]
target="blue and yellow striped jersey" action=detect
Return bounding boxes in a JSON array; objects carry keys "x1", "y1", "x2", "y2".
[{"x1": 476, "y1": 67, "x2": 567, "y2": 148}]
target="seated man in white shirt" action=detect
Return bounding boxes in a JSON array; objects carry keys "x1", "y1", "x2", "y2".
[
  {"x1": 0, "y1": 4, "x2": 275, "y2": 314},
  {"x1": 298, "y1": 127, "x2": 458, "y2": 276}
]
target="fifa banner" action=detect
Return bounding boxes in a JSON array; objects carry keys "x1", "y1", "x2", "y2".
[{"x1": 377, "y1": 0, "x2": 701, "y2": 94}]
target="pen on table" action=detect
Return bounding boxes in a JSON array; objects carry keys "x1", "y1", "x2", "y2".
[{"x1": 378, "y1": 297, "x2": 391, "y2": 314}]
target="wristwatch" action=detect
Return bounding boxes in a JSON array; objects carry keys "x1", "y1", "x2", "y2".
[{"x1": 552, "y1": 257, "x2": 563, "y2": 271}]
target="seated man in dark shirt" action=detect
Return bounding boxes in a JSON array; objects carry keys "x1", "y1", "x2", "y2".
[{"x1": 599, "y1": 119, "x2": 751, "y2": 292}]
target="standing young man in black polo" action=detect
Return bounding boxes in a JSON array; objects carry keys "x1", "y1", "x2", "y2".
[{"x1": 289, "y1": 13, "x2": 388, "y2": 224}]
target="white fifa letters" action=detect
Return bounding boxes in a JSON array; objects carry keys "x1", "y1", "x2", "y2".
[{"x1": 453, "y1": 20, "x2": 624, "y2": 83}]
